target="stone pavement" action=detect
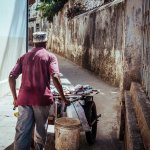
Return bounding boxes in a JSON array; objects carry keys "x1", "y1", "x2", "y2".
[
  {"x1": 0, "y1": 53, "x2": 122, "y2": 150},
  {"x1": 0, "y1": 93, "x2": 16, "y2": 150}
]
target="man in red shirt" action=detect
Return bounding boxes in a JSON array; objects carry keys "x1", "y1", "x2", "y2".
[{"x1": 9, "y1": 32, "x2": 69, "y2": 150}]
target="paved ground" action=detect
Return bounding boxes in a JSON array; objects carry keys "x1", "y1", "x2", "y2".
[
  {"x1": 57, "y1": 55, "x2": 122, "y2": 150},
  {"x1": 0, "y1": 54, "x2": 122, "y2": 150},
  {"x1": 0, "y1": 93, "x2": 16, "y2": 150}
]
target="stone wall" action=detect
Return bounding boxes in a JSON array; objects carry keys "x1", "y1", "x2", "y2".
[{"x1": 48, "y1": 0, "x2": 124, "y2": 86}]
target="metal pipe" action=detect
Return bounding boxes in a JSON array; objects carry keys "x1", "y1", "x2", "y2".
[{"x1": 26, "y1": 0, "x2": 29, "y2": 53}]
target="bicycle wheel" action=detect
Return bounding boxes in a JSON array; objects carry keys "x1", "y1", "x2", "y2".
[{"x1": 84, "y1": 100, "x2": 97, "y2": 145}]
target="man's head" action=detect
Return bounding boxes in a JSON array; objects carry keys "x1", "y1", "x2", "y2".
[{"x1": 33, "y1": 31, "x2": 47, "y2": 48}]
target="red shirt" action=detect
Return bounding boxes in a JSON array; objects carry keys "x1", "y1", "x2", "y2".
[{"x1": 10, "y1": 47, "x2": 59, "y2": 106}]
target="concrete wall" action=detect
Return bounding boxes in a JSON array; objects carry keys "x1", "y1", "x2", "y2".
[
  {"x1": 73, "y1": 0, "x2": 104, "y2": 9},
  {"x1": 123, "y1": 0, "x2": 143, "y2": 90},
  {"x1": 48, "y1": 0, "x2": 124, "y2": 86},
  {"x1": 47, "y1": 0, "x2": 143, "y2": 88}
]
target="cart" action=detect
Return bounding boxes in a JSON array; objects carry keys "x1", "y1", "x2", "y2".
[{"x1": 49, "y1": 76, "x2": 101, "y2": 145}]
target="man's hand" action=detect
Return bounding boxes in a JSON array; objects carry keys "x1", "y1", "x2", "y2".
[
  {"x1": 13, "y1": 98, "x2": 18, "y2": 110},
  {"x1": 52, "y1": 73, "x2": 71, "y2": 106},
  {"x1": 13, "y1": 98, "x2": 18, "y2": 107}
]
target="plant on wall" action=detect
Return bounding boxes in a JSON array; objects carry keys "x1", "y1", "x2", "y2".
[
  {"x1": 66, "y1": 2, "x2": 86, "y2": 19},
  {"x1": 36, "y1": 0, "x2": 69, "y2": 22}
]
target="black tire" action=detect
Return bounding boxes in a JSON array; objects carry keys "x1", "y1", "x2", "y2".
[{"x1": 84, "y1": 100, "x2": 97, "y2": 145}]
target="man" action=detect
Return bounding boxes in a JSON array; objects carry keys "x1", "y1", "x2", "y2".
[{"x1": 9, "y1": 32, "x2": 69, "y2": 150}]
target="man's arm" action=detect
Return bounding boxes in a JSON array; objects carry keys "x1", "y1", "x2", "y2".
[
  {"x1": 9, "y1": 75, "x2": 17, "y2": 106},
  {"x1": 52, "y1": 73, "x2": 70, "y2": 105}
]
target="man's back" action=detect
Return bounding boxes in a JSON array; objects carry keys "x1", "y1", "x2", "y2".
[{"x1": 10, "y1": 47, "x2": 59, "y2": 106}]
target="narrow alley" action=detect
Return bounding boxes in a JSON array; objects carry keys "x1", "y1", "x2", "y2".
[
  {"x1": 0, "y1": 53, "x2": 121, "y2": 150},
  {"x1": 56, "y1": 54, "x2": 122, "y2": 150},
  {"x1": 1, "y1": 0, "x2": 150, "y2": 150}
]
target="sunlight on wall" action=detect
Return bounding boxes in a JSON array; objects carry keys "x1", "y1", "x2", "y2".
[{"x1": 0, "y1": 0, "x2": 27, "y2": 97}]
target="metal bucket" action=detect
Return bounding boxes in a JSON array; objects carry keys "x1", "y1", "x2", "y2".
[{"x1": 55, "y1": 117, "x2": 81, "y2": 150}]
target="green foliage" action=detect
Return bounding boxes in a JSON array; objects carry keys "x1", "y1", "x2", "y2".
[{"x1": 36, "y1": 0, "x2": 68, "y2": 22}]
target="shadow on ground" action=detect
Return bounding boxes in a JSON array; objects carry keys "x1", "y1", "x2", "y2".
[
  {"x1": 2, "y1": 132, "x2": 123, "y2": 150},
  {"x1": 79, "y1": 134, "x2": 123, "y2": 150}
]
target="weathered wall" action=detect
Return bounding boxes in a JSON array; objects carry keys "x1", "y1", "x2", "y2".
[
  {"x1": 141, "y1": 0, "x2": 150, "y2": 98},
  {"x1": 48, "y1": 0, "x2": 124, "y2": 86},
  {"x1": 123, "y1": 0, "x2": 143, "y2": 90},
  {"x1": 73, "y1": 0, "x2": 104, "y2": 9}
]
